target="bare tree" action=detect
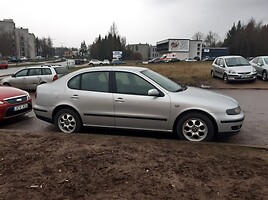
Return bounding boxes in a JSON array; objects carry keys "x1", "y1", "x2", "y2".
[
  {"x1": 109, "y1": 22, "x2": 118, "y2": 37},
  {"x1": 192, "y1": 32, "x2": 204, "y2": 41},
  {"x1": 204, "y1": 31, "x2": 220, "y2": 47}
]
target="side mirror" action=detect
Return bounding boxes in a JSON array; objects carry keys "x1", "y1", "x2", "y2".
[
  {"x1": 220, "y1": 64, "x2": 225, "y2": 68},
  {"x1": 11, "y1": 74, "x2": 15, "y2": 77},
  {"x1": 257, "y1": 63, "x2": 263, "y2": 66},
  {"x1": 148, "y1": 89, "x2": 159, "y2": 97}
]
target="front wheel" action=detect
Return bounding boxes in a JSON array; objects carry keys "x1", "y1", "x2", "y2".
[
  {"x1": 262, "y1": 71, "x2": 267, "y2": 81},
  {"x1": 54, "y1": 109, "x2": 82, "y2": 133},
  {"x1": 223, "y1": 74, "x2": 229, "y2": 83},
  {"x1": 211, "y1": 70, "x2": 215, "y2": 78},
  {"x1": 3, "y1": 82, "x2": 10, "y2": 86},
  {"x1": 176, "y1": 112, "x2": 214, "y2": 142}
]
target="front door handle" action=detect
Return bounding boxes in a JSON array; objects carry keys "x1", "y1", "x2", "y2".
[{"x1": 115, "y1": 97, "x2": 124, "y2": 103}]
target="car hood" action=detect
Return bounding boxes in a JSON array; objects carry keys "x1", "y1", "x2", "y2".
[
  {"x1": 229, "y1": 66, "x2": 254, "y2": 73},
  {"x1": 169, "y1": 87, "x2": 238, "y2": 111},
  {"x1": 0, "y1": 86, "x2": 28, "y2": 99}
]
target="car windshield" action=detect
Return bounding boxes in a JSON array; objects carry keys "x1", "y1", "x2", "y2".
[
  {"x1": 141, "y1": 69, "x2": 183, "y2": 92},
  {"x1": 225, "y1": 57, "x2": 250, "y2": 67},
  {"x1": 264, "y1": 58, "x2": 268, "y2": 65}
]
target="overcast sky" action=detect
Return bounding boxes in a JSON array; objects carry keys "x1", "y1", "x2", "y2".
[{"x1": 1, "y1": 0, "x2": 267, "y2": 48}]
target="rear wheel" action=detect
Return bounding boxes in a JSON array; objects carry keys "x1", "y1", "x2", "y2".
[
  {"x1": 54, "y1": 109, "x2": 82, "y2": 133},
  {"x1": 176, "y1": 112, "x2": 214, "y2": 142},
  {"x1": 262, "y1": 71, "x2": 267, "y2": 81}
]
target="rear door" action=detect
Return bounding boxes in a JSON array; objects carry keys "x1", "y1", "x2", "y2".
[
  {"x1": 26, "y1": 68, "x2": 42, "y2": 90},
  {"x1": 113, "y1": 71, "x2": 170, "y2": 131},
  {"x1": 66, "y1": 71, "x2": 114, "y2": 127}
]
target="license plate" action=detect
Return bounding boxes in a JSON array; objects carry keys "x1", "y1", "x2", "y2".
[{"x1": 14, "y1": 104, "x2": 28, "y2": 111}]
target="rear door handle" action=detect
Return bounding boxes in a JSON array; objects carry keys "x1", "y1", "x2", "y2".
[
  {"x1": 115, "y1": 97, "x2": 124, "y2": 103},
  {"x1": 71, "y1": 94, "x2": 79, "y2": 100}
]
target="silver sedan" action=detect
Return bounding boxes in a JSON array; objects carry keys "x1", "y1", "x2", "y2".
[{"x1": 34, "y1": 66, "x2": 245, "y2": 142}]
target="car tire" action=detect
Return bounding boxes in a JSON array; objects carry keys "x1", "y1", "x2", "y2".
[
  {"x1": 3, "y1": 82, "x2": 10, "y2": 86},
  {"x1": 211, "y1": 70, "x2": 215, "y2": 78},
  {"x1": 176, "y1": 112, "x2": 214, "y2": 142},
  {"x1": 223, "y1": 74, "x2": 229, "y2": 83},
  {"x1": 262, "y1": 71, "x2": 267, "y2": 81},
  {"x1": 55, "y1": 109, "x2": 82, "y2": 133}
]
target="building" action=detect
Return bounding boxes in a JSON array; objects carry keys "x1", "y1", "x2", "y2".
[
  {"x1": 202, "y1": 47, "x2": 229, "y2": 60},
  {"x1": 127, "y1": 43, "x2": 150, "y2": 60},
  {"x1": 0, "y1": 19, "x2": 36, "y2": 59},
  {"x1": 149, "y1": 45, "x2": 159, "y2": 60},
  {"x1": 156, "y1": 39, "x2": 203, "y2": 60}
]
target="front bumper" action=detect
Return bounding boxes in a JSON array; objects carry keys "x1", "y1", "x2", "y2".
[
  {"x1": 216, "y1": 112, "x2": 245, "y2": 134},
  {"x1": 227, "y1": 73, "x2": 257, "y2": 81}
]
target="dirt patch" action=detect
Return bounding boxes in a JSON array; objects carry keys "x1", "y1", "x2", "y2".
[{"x1": 0, "y1": 131, "x2": 267, "y2": 200}]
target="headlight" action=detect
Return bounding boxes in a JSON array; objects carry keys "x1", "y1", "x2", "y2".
[
  {"x1": 252, "y1": 68, "x2": 256, "y2": 72},
  {"x1": 228, "y1": 70, "x2": 236, "y2": 74},
  {"x1": 25, "y1": 92, "x2": 31, "y2": 100},
  {"x1": 226, "y1": 106, "x2": 241, "y2": 115}
]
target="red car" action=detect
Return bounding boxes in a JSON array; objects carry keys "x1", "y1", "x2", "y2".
[
  {"x1": 0, "y1": 61, "x2": 8, "y2": 69},
  {"x1": 0, "y1": 86, "x2": 32, "y2": 121}
]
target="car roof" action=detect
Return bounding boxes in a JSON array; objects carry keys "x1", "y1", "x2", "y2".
[
  {"x1": 217, "y1": 55, "x2": 243, "y2": 59},
  {"x1": 75, "y1": 66, "x2": 148, "y2": 73}
]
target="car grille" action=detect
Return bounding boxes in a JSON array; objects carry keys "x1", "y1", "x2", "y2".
[
  {"x1": 238, "y1": 72, "x2": 251, "y2": 75},
  {"x1": 4, "y1": 103, "x2": 32, "y2": 118},
  {"x1": 4, "y1": 95, "x2": 28, "y2": 105}
]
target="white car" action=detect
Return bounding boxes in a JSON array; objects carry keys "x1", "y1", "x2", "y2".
[
  {"x1": 89, "y1": 59, "x2": 102, "y2": 66},
  {"x1": 0, "y1": 65, "x2": 69, "y2": 90},
  {"x1": 102, "y1": 59, "x2": 110, "y2": 65},
  {"x1": 211, "y1": 56, "x2": 257, "y2": 83},
  {"x1": 249, "y1": 56, "x2": 268, "y2": 81}
]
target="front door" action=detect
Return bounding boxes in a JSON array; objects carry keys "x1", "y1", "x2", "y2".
[{"x1": 113, "y1": 71, "x2": 170, "y2": 131}]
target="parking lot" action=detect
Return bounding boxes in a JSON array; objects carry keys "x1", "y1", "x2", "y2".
[{"x1": 0, "y1": 88, "x2": 268, "y2": 148}]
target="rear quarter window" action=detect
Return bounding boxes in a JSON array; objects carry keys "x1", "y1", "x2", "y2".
[
  {"x1": 54, "y1": 67, "x2": 69, "y2": 75},
  {"x1": 42, "y1": 68, "x2": 52, "y2": 75}
]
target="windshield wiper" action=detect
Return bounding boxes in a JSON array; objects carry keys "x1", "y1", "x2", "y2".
[{"x1": 174, "y1": 85, "x2": 187, "y2": 92}]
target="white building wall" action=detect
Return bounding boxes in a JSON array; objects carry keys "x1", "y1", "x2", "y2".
[{"x1": 189, "y1": 40, "x2": 202, "y2": 59}]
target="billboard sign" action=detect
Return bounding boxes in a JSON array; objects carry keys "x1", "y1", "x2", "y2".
[
  {"x1": 113, "y1": 51, "x2": 122, "y2": 59},
  {"x1": 169, "y1": 40, "x2": 189, "y2": 52}
]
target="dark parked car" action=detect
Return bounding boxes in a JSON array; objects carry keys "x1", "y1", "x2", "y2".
[
  {"x1": 148, "y1": 58, "x2": 163, "y2": 64},
  {"x1": 111, "y1": 59, "x2": 126, "y2": 65}
]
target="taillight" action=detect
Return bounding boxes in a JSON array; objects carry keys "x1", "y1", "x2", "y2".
[{"x1": 53, "y1": 74, "x2": 58, "y2": 81}]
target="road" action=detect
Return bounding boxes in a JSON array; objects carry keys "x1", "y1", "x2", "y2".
[
  {"x1": 0, "y1": 59, "x2": 75, "y2": 77},
  {"x1": 0, "y1": 89, "x2": 268, "y2": 148}
]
